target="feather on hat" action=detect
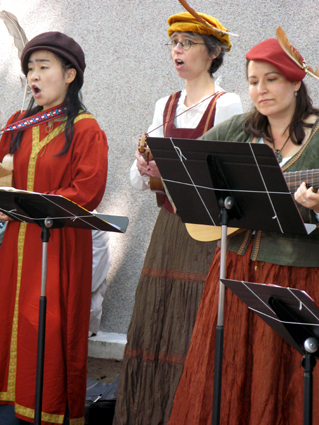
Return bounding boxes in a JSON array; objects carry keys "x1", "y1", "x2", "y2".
[
  {"x1": 168, "y1": 0, "x2": 238, "y2": 52},
  {"x1": 276, "y1": 26, "x2": 319, "y2": 81}
]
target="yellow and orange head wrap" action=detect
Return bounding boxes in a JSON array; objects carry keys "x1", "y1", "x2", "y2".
[{"x1": 167, "y1": 12, "x2": 232, "y2": 52}]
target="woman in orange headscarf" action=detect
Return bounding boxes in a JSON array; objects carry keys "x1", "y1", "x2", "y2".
[{"x1": 114, "y1": 11, "x2": 242, "y2": 425}]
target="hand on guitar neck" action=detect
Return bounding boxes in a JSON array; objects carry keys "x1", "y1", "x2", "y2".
[
  {"x1": 294, "y1": 181, "x2": 319, "y2": 214},
  {"x1": 135, "y1": 151, "x2": 161, "y2": 179}
]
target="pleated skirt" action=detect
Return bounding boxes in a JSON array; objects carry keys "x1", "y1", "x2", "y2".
[
  {"x1": 168, "y1": 244, "x2": 319, "y2": 425},
  {"x1": 113, "y1": 207, "x2": 217, "y2": 425}
]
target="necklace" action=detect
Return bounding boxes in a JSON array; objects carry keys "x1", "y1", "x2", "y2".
[{"x1": 273, "y1": 134, "x2": 290, "y2": 163}]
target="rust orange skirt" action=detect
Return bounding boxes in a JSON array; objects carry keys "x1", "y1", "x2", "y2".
[{"x1": 168, "y1": 244, "x2": 319, "y2": 425}]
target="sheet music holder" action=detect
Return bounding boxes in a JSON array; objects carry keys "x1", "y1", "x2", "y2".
[
  {"x1": 0, "y1": 188, "x2": 129, "y2": 233},
  {"x1": 146, "y1": 136, "x2": 316, "y2": 425},
  {"x1": 0, "y1": 188, "x2": 129, "y2": 425},
  {"x1": 222, "y1": 279, "x2": 319, "y2": 425},
  {"x1": 146, "y1": 137, "x2": 315, "y2": 235}
]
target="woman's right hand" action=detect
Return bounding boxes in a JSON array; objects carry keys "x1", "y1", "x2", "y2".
[
  {"x1": 294, "y1": 182, "x2": 319, "y2": 213},
  {"x1": 0, "y1": 212, "x2": 12, "y2": 222},
  {"x1": 135, "y1": 151, "x2": 161, "y2": 178}
]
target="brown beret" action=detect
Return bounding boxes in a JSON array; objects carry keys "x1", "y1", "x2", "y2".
[
  {"x1": 21, "y1": 31, "x2": 86, "y2": 87},
  {"x1": 246, "y1": 39, "x2": 306, "y2": 82}
]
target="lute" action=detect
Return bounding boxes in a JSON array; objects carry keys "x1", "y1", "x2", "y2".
[
  {"x1": 186, "y1": 168, "x2": 319, "y2": 242},
  {"x1": 138, "y1": 134, "x2": 166, "y2": 206}
]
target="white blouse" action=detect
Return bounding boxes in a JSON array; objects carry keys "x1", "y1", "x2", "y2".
[{"x1": 130, "y1": 85, "x2": 243, "y2": 190}]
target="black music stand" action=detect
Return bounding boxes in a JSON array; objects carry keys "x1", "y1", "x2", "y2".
[
  {"x1": 222, "y1": 279, "x2": 319, "y2": 425},
  {"x1": 0, "y1": 189, "x2": 129, "y2": 425},
  {"x1": 146, "y1": 136, "x2": 316, "y2": 425}
]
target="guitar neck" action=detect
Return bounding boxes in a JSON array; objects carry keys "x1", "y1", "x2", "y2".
[{"x1": 284, "y1": 169, "x2": 319, "y2": 192}]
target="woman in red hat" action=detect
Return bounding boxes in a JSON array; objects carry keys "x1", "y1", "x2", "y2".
[
  {"x1": 114, "y1": 11, "x2": 242, "y2": 425},
  {"x1": 0, "y1": 32, "x2": 108, "y2": 424},
  {"x1": 168, "y1": 37, "x2": 319, "y2": 425}
]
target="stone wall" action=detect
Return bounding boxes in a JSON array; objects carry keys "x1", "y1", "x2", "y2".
[{"x1": 0, "y1": 0, "x2": 319, "y2": 336}]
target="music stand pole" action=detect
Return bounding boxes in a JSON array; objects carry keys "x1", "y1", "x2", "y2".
[
  {"x1": 212, "y1": 197, "x2": 234, "y2": 425},
  {"x1": 34, "y1": 218, "x2": 53, "y2": 425}
]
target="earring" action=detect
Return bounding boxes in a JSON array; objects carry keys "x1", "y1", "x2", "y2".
[{"x1": 295, "y1": 91, "x2": 298, "y2": 96}]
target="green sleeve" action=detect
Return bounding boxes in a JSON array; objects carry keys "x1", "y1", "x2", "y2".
[{"x1": 200, "y1": 113, "x2": 252, "y2": 143}]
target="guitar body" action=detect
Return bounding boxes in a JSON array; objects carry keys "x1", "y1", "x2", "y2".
[
  {"x1": 185, "y1": 223, "x2": 242, "y2": 242},
  {"x1": 185, "y1": 167, "x2": 319, "y2": 242},
  {"x1": 0, "y1": 155, "x2": 13, "y2": 187},
  {"x1": 138, "y1": 134, "x2": 166, "y2": 206},
  {"x1": 149, "y1": 176, "x2": 164, "y2": 193}
]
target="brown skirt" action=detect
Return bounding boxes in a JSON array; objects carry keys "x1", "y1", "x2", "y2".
[
  {"x1": 113, "y1": 207, "x2": 217, "y2": 425},
  {"x1": 168, "y1": 244, "x2": 319, "y2": 425}
]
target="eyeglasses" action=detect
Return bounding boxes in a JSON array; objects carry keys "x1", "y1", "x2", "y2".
[{"x1": 165, "y1": 40, "x2": 205, "y2": 51}]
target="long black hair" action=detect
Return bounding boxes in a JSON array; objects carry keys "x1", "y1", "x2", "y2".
[
  {"x1": 243, "y1": 60, "x2": 319, "y2": 144},
  {"x1": 9, "y1": 53, "x2": 86, "y2": 155}
]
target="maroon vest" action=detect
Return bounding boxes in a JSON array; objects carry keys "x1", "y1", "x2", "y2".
[{"x1": 162, "y1": 91, "x2": 225, "y2": 212}]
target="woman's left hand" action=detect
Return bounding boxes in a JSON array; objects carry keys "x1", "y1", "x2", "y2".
[
  {"x1": 134, "y1": 151, "x2": 161, "y2": 178},
  {"x1": 0, "y1": 211, "x2": 13, "y2": 222},
  {"x1": 294, "y1": 182, "x2": 319, "y2": 213}
]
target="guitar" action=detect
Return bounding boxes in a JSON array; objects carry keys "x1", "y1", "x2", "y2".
[
  {"x1": 0, "y1": 155, "x2": 13, "y2": 187},
  {"x1": 186, "y1": 168, "x2": 319, "y2": 242},
  {"x1": 138, "y1": 134, "x2": 166, "y2": 206}
]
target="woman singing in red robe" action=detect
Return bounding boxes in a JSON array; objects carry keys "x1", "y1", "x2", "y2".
[{"x1": 0, "y1": 32, "x2": 108, "y2": 424}]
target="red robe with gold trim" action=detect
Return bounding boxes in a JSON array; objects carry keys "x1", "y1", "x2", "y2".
[{"x1": 0, "y1": 111, "x2": 108, "y2": 424}]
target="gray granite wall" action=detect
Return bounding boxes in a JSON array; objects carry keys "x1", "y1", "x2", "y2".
[{"x1": 0, "y1": 0, "x2": 319, "y2": 334}]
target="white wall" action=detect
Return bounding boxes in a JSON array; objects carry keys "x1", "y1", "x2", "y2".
[{"x1": 1, "y1": 0, "x2": 319, "y2": 334}]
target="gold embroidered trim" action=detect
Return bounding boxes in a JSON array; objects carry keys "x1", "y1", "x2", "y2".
[
  {"x1": 164, "y1": 92, "x2": 178, "y2": 137},
  {"x1": 15, "y1": 403, "x2": 84, "y2": 424},
  {"x1": 30, "y1": 113, "x2": 95, "y2": 161},
  {"x1": 203, "y1": 92, "x2": 224, "y2": 134},
  {"x1": 237, "y1": 230, "x2": 251, "y2": 256},
  {"x1": 251, "y1": 230, "x2": 263, "y2": 262},
  {"x1": 282, "y1": 121, "x2": 319, "y2": 171},
  {"x1": 15, "y1": 402, "x2": 64, "y2": 423}
]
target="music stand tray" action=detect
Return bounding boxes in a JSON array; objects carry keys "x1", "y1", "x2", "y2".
[{"x1": 222, "y1": 279, "x2": 319, "y2": 425}]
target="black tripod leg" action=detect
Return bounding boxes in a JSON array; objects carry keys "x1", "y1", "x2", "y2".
[
  {"x1": 34, "y1": 223, "x2": 52, "y2": 425},
  {"x1": 34, "y1": 295, "x2": 47, "y2": 424},
  {"x1": 302, "y1": 351, "x2": 316, "y2": 425},
  {"x1": 212, "y1": 326, "x2": 224, "y2": 425}
]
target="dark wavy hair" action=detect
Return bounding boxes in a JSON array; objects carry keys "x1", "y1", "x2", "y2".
[
  {"x1": 9, "y1": 53, "x2": 86, "y2": 155},
  {"x1": 243, "y1": 59, "x2": 319, "y2": 144},
  {"x1": 197, "y1": 33, "x2": 227, "y2": 75}
]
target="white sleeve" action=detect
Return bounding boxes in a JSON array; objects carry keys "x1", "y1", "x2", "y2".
[
  {"x1": 130, "y1": 159, "x2": 150, "y2": 190},
  {"x1": 214, "y1": 93, "x2": 243, "y2": 126},
  {"x1": 130, "y1": 96, "x2": 167, "y2": 190}
]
